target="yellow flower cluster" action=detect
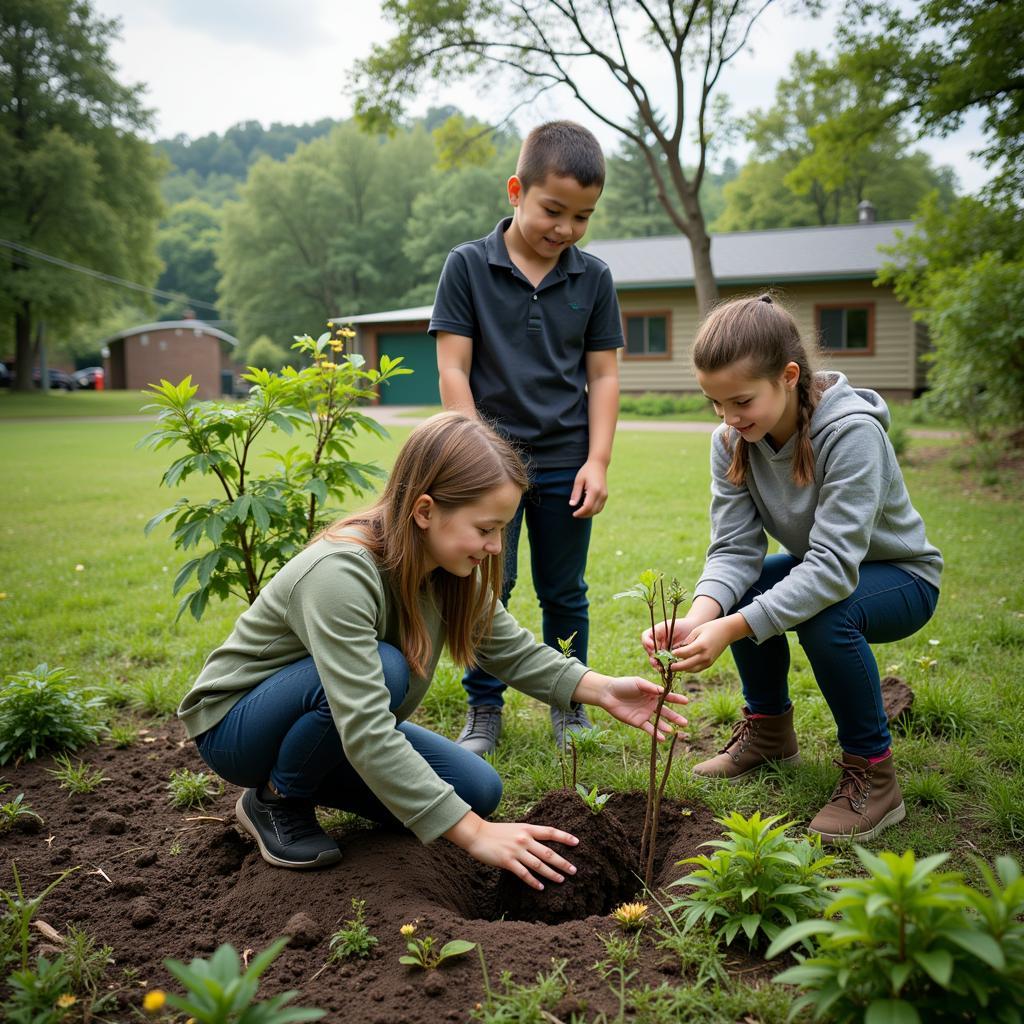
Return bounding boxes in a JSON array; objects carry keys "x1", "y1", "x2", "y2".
[
  {"x1": 400, "y1": 922, "x2": 417, "y2": 937},
  {"x1": 610, "y1": 901, "x2": 649, "y2": 930},
  {"x1": 56, "y1": 994, "x2": 78, "y2": 1009}
]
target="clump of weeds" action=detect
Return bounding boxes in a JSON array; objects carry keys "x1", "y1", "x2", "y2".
[
  {"x1": 46, "y1": 753, "x2": 110, "y2": 795},
  {"x1": 167, "y1": 768, "x2": 223, "y2": 809}
]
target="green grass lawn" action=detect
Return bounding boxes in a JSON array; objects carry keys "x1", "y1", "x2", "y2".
[
  {"x1": 1, "y1": 416, "x2": 1021, "y2": 877},
  {"x1": 0, "y1": 388, "x2": 162, "y2": 419}
]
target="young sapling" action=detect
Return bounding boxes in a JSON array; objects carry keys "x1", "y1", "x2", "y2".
[
  {"x1": 575, "y1": 783, "x2": 610, "y2": 814},
  {"x1": 614, "y1": 570, "x2": 688, "y2": 886}
]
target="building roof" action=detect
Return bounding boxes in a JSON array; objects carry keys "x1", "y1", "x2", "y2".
[
  {"x1": 99, "y1": 320, "x2": 239, "y2": 348},
  {"x1": 330, "y1": 221, "x2": 911, "y2": 324},
  {"x1": 585, "y1": 220, "x2": 912, "y2": 288},
  {"x1": 329, "y1": 306, "x2": 433, "y2": 325}
]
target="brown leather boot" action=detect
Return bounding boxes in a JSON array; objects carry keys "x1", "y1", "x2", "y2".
[
  {"x1": 808, "y1": 752, "x2": 906, "y2": 843},
  {"x1": 692, "y1": 705, "x2": 800, "y2": 784}
]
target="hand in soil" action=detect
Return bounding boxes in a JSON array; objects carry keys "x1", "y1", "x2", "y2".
[
  {"x1": 444, "y1": 812, "x2": 579, "y2": 890},
  {"x1": 596, "y1": 676, "x2": 688, "y2": 739}
]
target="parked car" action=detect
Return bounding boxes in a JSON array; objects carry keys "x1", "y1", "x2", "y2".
[
  {"x1": 0, "y1": 362, "x2": 77, "y2": 390},
  {"x1": 73, "y1": 366, "x2": 104, "y2": 390}
]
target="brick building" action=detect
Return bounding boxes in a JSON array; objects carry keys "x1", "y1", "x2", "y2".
[{"x1": 100, "y1": 319, "x2": 240, "y2": 399}]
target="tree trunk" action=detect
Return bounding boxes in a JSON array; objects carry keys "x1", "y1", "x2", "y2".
[
  {"x1": 690, "y1": 230, "x2": 718, "y2": 318},
  {"x1": 36, "y1": 321, "x2": 49, "y2": 394},
  {"x1": 14, "y1": 301, "x2": 34, "y2": 392}
]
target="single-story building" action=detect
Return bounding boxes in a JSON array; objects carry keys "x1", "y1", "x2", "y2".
[
  {"x1": 331, "y1": 217, "x2": 926, "y2": 404},
  {"x1": 100, "y1": 318, "x2": 240, "y2": 400}
]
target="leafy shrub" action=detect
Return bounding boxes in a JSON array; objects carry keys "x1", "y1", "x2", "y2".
[
  {"x1": 619, "y1": 392, "x2": 712, "y2": 418},
  {"x1": 666, "y1": 811, "x2": 835, "y2": 949},
  {"x1": 0, "y1": 665, "x2": 105, "y2": 765},
  {"x1": 140, "y1": 331, "x2": 409, "y2": 621},
  {"x1": 162, "y1": 939, "x2": 324, "y2": 1024},
  {"x1": 768, "y1": 848, "x2": 1024, "y2": 1023}
]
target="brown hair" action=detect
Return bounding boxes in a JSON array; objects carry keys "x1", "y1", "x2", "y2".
[
  {"x1": 517, "y1": 120, "x2": 605, "y2": 191},
  {"x1": 692, "y1": 295, "x2": 820, "y2": 486},
  {"x1": 318, "y1": 413, "x2": 528, "y2": 676}
]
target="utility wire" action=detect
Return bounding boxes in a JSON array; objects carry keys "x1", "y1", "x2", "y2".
[{"x1": 0, "y1": 237, "x2": 221, "y2": 313}]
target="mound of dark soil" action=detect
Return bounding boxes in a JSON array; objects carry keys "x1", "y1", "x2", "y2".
[
  {"x1": 881, "y1": 675, "x2": 915, "y2": 722},
  {"x1": 0, "y1": 723, "x2": 761, "y2": 1023},
  {"x1": 495, "y1": 789, "x2": 639, "y2": 924}
]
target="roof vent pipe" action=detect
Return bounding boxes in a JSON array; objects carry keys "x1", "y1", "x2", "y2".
[{"x1": 857, "y1": 200, "x2": 877, "y2": 224}]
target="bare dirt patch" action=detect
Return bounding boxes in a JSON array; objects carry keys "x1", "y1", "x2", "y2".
[{"x1": 0, "y1": 722, "x2": 768, "y2": 1022}]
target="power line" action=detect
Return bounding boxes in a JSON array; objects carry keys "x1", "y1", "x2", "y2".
[{"x1": 0, "y1": 237, "x2": 221, "y2": 312}]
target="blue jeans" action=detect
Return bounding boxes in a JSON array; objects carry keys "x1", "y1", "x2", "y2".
[
  {"x1": 195, "y1": 643, "x2": 502, "y2": 826},
  {"x1": 463, "y1": 465, "x2": 592, "y2": 707},
  {"x1": 731, "y1": 554, "x2": 940, "y2": 758}
]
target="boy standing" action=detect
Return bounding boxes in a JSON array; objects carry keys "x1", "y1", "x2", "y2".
[{"x1": 429, "y1": 121, "x2": 623, "y2": 756}]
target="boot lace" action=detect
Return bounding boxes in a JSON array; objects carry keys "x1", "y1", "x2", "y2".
[
  {"x1": 828, "y1": 758, "x2": 871, "y2": 812},
  {"x1": 720, "y1": 717, "x2": 756, "y2": 759}
]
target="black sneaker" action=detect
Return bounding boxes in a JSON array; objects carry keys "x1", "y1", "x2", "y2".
[{"x1": 235, "y1": 788, "x2": 342, "y2": 869}]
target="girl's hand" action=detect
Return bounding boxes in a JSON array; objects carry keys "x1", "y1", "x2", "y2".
[
  {"x1": 598, "y1": 676, "x2": 688, "y2": 738},
  {"x1": 642, "y1": 617, "x2": 700, "y2": 666},
  {"x1": 445, "y1": 814, "x2": 578, "y2": 890},
  {"x1": 570, "y1": 459, "x2": 609, "y2": 519},
  {"x1": 672, "y1": 615, "x2": 750, "y2": 673}
]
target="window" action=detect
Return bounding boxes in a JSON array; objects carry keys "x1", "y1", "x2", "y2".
[
  {"x1": 623, "y1": 313, "x2": 670, "y2": 359},
  {"x1": 816, "y1": 304, "x2": 874, "y2": 353}
]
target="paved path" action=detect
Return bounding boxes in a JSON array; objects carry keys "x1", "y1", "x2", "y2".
[{"x1": 2, "y1": 404, "x2": 961, "y2": 438}]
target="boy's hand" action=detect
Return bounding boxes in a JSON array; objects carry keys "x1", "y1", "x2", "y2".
[{"x1": 570, "y1": 458, "x2": 608, "y2": 518}]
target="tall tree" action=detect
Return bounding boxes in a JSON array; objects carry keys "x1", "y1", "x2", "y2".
[
  {"x1": 217, "y1": 121, "x2": 434, "y2": 343},
  {"x1": 351, "y1": 0, "x2": 819, "y2": 315},
  {"x1": 0, "y1": 0, "x2": 164, "y2": 388},
  {"x1": 156, "y1": 199, "x2": 222, "y2": 320},
  {"x1": 716, "y1": 51, "x2": 957, "y2": 231},
  {"x1": 824, "y1": 0, "x2": 1023, "y2": 201}
]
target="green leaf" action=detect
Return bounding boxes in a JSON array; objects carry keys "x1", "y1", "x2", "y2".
[
  {"x1": 437, "y1": 939, "x2": 476, "y2": 962},
  {"x1": 945, "y1": 928, "x2": 1006, "y2": 969},
  {"x1": 912, "y1": 949, "x2": 953, "y2": 987},
  {"x1": 864, "y1": 999, "x2": 921, "y2": 1024}
]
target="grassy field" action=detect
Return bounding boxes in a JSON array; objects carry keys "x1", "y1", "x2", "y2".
[
  {"x1": 1, "y1": 411, "x2": 1021, "y2": 879},
  {"x1": 0, "y1": 388, "x2": 167, "y2": 419}
]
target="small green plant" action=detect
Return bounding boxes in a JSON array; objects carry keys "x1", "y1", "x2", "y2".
[
  {"x1": 0, "y1": 863, "x2": 78, "y2": 971},
  {"x1": 106, "y1": 722, "x2": 139, "y2": 748},
  {"x1": 471, "y1": 950, "x2": 572, "y2": 1023},
  {"x1": 61, "y1": 923, "x2": 114, "y2": 998},
  {"x1": 167, "y1": 768, "x2": 223, "y2": 809},
  {"x1": 0, "y1": 954, "x2": 76, "y2": 1024},
  {"x1": 398, "y1": 923, "x2": 475, "y2": 970},
  {"x1": 0, "y1": 664, "x2": 105, "y2": 764},
  {"x1": 161, "y1": 939, "x2": 325, "y2": 1023},
  {"x1": 45, "y1": 753, "x2": 110, "y2": 795},
  {"x1": 0, "y1": 784, "x2": 42, "y2": 833},
  {"x1": 980, "y1": 774, "x2": 1024, "y2": 842},
  {"x1": 141, "y1": 331, "x2": 408, "y2": 620},
  {"x1": 654, "y1": 924, "x2": 728, "y2": 988},
  {"x1": 667, "y1": 811, "x2": 835, "y2": 950},
  {"x1": 575, "y1": 782, "x2": 610, "y2": 814},
  {"x1": 594, "y1": 931, "x2": 641, "y2": 1024},
  {"x1": 614, "y1": 569, "x2": 688, "y2": 886},
  {"x1": 768, "y1": 848, "x2": 1024, "y2": 1023},
  {"x1": 327, "y1": 899, "x2": 378, "y2": 961},
  {"x1": 699, "y1": 688, "x2": 743, "y2": 728}
]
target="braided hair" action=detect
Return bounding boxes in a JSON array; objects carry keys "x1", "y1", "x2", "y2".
[{"x1": 692, "y1": 294, "x2": 820, "y2": 487}]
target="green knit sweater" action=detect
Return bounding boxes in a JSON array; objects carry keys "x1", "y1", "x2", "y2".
[{"x1": 177, "y1": 538, "x2": 588, "y2": 843}]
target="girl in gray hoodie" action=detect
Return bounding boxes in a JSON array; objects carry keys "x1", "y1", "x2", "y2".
[{"x1": 643, "y1": 295, "x2": 942, "y2": 843}]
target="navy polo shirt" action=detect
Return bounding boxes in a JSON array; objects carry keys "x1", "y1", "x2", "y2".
[{"x1": 429, "y1": 217, "x2": 624, "y2": 468}]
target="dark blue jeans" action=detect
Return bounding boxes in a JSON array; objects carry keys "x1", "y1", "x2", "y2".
[
  {"x1": 195, "y1": 643, "x2": 502, "y2": 826},
  {"x1": 463, "y1": 465, "x2": 592, "y2": 707},
  {"x1": 731, "y1": 554, "x2": 939, "y2": 758}
]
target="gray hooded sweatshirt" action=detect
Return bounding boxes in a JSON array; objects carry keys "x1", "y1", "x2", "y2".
[{"x1": 693, "y1": 371, "x2": 942, "y2": 644}]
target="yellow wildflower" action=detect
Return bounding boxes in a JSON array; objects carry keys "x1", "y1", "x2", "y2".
[
  {"x1": 610, "y1": 901, "x2": 649, "y2": 930},
  {"x1": 56, "y1": 994, "x2": 78, "y2": 1008},
  {"x1": 400, "y1": 923, "x2": 417, "y2": 937},
  {"x1": 143, "y1": 989, "x2": 167, "y2": 1012}
]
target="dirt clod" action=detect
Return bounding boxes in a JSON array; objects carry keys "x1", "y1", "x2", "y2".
[
  {"x1": 283, "y1": 912, "x2": 323, "y2": 949},
  {"x1": 881, "y1": 675, "x2": 915, "y2": 722}
]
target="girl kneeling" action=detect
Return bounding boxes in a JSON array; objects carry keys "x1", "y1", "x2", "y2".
[
  {"x1": 644, "y1": 295, "x2": 941, "y2": 843},
  {"x1": 179, "y1": 412, "x2": 686, "y2": 885}
]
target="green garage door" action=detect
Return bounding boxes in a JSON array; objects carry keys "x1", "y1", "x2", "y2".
[{"x1": 376, "y1": 333, "x2": 440, "y2": 405}]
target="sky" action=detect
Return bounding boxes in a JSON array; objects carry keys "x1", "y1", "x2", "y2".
[{"x1": 91, "y1": 0, "x2": 991, "y2": 194}]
